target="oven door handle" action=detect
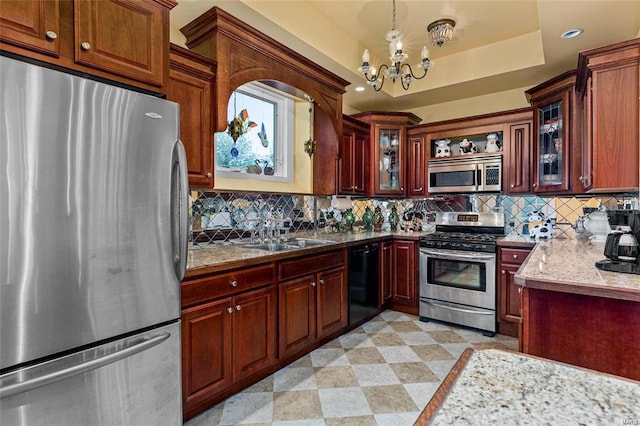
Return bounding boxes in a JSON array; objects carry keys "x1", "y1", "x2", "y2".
[
  {"x1": 424, "y1": 299, "x2": 494, "y2": 315},
  {"x1": 420, "y1": 249, "x2": 495, "y2": 261}
]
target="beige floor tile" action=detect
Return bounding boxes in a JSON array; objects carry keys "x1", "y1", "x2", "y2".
[
  {"x1": 389, "y1": 362, "x2": 439, "y2": 383},
  {"x1": 310, "y1": 348, "x2": 350, "y2": 367},
  {"x1": 321, "y1": 339, "x2": 344, "y2": 349},
  {"x1": 412, "y1": 344, "x2": 456, "y2": 361},
  {"x1": 360, "y1": 321, "x2": 394, "y2": 334},
  {"x1": 324, "y1": 415, "x2": 377, "y2": 426},
  {"x1": 243, "y1": 376, "x2": 274, "y2": 393},
  {"x1": 427, "y1": 330, "x2": 467, "y2": 343},
  {"x1": 272, "y1": 390, "x2": 322, "y2": 422},
  {"x1": 370, "y1": 332, "x2": 405, "y2": 346},
  {"x1": 338, "y1": 333, "x2": 375, "y2": 348},
  {"x1": 345, "y1": 347, "x2": 386, "y2": 364},
  {"x1": 361, "y1": 384, "x2": 419, "y2": 414},
  {"x1": 389, "y1": 321, "x2": 422, "y2": 332},
  {"x1": 314, "y1": 366, "x2": 359, "y2": 388}
]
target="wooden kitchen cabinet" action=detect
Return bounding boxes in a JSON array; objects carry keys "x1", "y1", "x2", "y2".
[
  {"x1": 409, "y1": 108, "x2": 533, "y2": 196},
  {"x1": 525, "y1": 71, "x2": 582, "y2": 194},
  {"x1": 379, "y1": 240, "x2": 393, "y2": 306},
  {"x1": 576, "y1": 38, "x2": 639, "y2": 192},
  {"x1": 505, "y1": 121, "x2": 532, "y2": 193},
  {"x1": 407, "y1": 133, "x2": 428, "y2": 197},
  {"x1": 278, "y1": 250, "x2": 347, "y2": 360},
  {"x1": 181, "y1": 263, "x2": 276, "y2": 420},
  {"x1": 168, "y1": 45, "x2": 216, "y2": 188},
  {"x1": 390, "y1": 240, "x2": 418, "y2": 314},
  {"x1": 351, "y1": 112, "x2": 422, "y2": 197},
  {"x1": 339, "y1": 115, "x2": 369, "y2": 195},
  {"x1": 497, "y1": 246, "x2": 532, "y2": 337},
  {"x1": 0, "y1": 0, "x2": 175, "y2": 93}
]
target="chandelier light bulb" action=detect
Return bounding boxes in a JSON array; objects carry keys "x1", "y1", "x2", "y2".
[
  {"x1": 421, "y1": 46, "x2": 429, "y2": 59},
  {"x1": 371, "y1": 67, "x2": 377, "y2": 77},
  {"x1": 362, "y1": 49, "x2": 370, "y2": 63},
  {"x1": 396, "y1": 40, "x2": 403, "y2": 51}
]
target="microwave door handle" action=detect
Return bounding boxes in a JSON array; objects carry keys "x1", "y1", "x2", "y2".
[{"x1": 476, "y1": 164, "x2": 482, "y2": 191}]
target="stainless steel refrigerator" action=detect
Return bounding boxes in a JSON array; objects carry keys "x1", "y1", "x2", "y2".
[{"x1": 0, "y1": 55, "x2": 188, "y2": 425}]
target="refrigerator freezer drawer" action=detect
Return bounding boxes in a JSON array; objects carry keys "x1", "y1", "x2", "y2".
[{"x1": 0, "y1": 321, "x2": 181, "y2": 426}]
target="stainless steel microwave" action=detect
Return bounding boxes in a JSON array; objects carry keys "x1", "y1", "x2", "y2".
[{"x1": 428, "y1": 154, "x2": 502, "y2": 193}]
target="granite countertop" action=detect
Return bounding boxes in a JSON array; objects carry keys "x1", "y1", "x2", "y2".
[
  {"x1": 414, "y1": 347, "x2": 640, "y2": 425},
  {"x1": 186, "y1": 229, "x2": 433, "y2": 278},
  {"x1": 514, "y1": 239, "x2": 640, "y2": 302}
]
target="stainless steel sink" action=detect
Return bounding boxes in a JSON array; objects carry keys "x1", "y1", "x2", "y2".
[
  {"x1": 287, "y1": 238, "x2": 337, "y2": 248},
  {"x1": 243, "y1": 243, "x2": 297, "y2": 252}
]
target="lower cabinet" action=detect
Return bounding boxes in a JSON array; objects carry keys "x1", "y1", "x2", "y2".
[
  {"x1": 181, "y1": 268, "x2": 276, "y2": 420},
  {"x1": 497, "y1": 246, "x2": 532, "y2": 337},
  {"x1": 379, "y1": 240, "x2": 393, "y2": 306},
  {"x1": 278, "y1": 250, "x2": 347, "y2": 360},
  {"x1": 390, "y1": 240, "x2": 418, "y2": 314}
]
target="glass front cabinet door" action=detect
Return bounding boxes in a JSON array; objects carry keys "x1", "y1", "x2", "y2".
[
  {"x1": 526, "y1": 71, "x2": 575, "y2": 193},
  {"x1": 350, "y1": 112, "x2": 421, "y2": 197}
]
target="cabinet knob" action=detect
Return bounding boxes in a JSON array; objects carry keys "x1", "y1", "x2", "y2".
[
  {"x1": 311, "y1": 281, "x2": 316, "y2": 287},
  {"x1": 510, "y1": 184, "x2": 515, "y2": 188},
  {"x1": 501, "y1": 270, "x2": 506, "y2": 275},
  {"x1": 81, "y1": 42, "x2": 91, "y2": 51},
  {"x1": 578, "y1": 176, "x2": 585, "y2": 182},
  {"x1": 416, "y1": 187, "x2": 423, "y2": 192},
  {"x1": 207, "y1": 172, "x2": 212, "y2": 178},
  {"x1": 45, "y1": 31, "x2": 58, "y2": 41},
  {"x1": 512, "y1": 254, "x2": 518, "y2": 260},
  {"x1": 231, "y1": 280, "x2": 238, "y2": 287},
  {"x1": 319, "y1": 279, "x2": 325, "y2": 285},
  {"x1": 517, "y1": 287, "x2": 522, "y2": 294},
  {"x1": 532, "y1": 183, "x2": 538, "y2": 187},
  {"x1": 226, "y1": 307, "x2": 233, "y2": 314},
  {"x1": 236, "y1": 305, "x2": 241, "y2": 311}
]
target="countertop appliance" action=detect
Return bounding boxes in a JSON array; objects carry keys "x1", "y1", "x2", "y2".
[
  {"x1": 596, "y1": 210, "x2": 640, "y2": 275},
  {"x1": 428, "y1": 154, "x2": 502, "y2": 194},
  {"x1": 419, "y1": 212, "x2": 505, "y2": 336},
  {"x1": 0, "y1": 56, "x2": 188, "y2": 425},
  {"x1": 348, "y1": 243, "x2": 380, "y2": 325}
]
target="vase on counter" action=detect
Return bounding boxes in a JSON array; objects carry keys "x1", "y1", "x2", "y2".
[
  {"x1": 388, "y1": 204, "x2": 399, "y2": 231},
  {"x1": 344, "y1": 208, "x2": 355, "y2": 232},
  {"x1": 362, "y1": 206, "x2": 373, "y2": 231},
  {"x1": 372, "y1": 206, "x2": 384, "y2": 232}
]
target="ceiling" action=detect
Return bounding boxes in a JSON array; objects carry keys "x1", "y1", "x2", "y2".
[{"x1": 170, "y1": 1, "x2": 640, "y2": 113}]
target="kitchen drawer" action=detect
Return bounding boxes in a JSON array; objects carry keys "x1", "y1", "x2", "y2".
[
  {"x1": 182, "y1": 263, "x2": 275, "y2": 308},
  {"x1": 499, "y1": 248, "x2": 531, "y2": 265},
  {"x1": 278, "y1": 249, "x2": 345, "y2": 282}
]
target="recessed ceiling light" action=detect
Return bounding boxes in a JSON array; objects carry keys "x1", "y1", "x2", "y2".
[
  {"x1": 561, "y1": 29, "x2": 583, "y2": 39},
  {"x1": 355, "y1": 86, "x2": 365, "y2": 92}
]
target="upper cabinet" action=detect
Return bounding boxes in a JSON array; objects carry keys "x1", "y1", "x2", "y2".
[
  {"x1": 525, "y1": 71, "x2": 582, "y2": 194},
  {"x1": 576, "y1": 38, "x2": 640, "y2": 193},
  {"x1": 0, "y1": 0, "x2": 175, "y2": 93},
  {"x1": 167, "y1": 45, "x2": 216, "y2": 189},
  {"x1": 409, "y1": 109, "x2": 533, "y2": 195},
  {"x1": 351, "y1": 112, "x2": 422, "y2": 197},
  {"x1": 339, "y1": 115, "x2": 369, "y2": 196}
]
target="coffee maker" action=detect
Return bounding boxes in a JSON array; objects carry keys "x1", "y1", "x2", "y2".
[{"x1": 595, "y1": 209, "x2": 640, "y2": 274}]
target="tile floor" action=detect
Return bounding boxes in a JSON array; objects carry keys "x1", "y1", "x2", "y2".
[{"x1": 185, "y1": 310, "x2": 518, "y2": 426}]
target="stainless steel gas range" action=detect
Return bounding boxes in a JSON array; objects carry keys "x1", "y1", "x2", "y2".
[{"x1": 419, "y1": 212, "x2": 505, "y2": 336}]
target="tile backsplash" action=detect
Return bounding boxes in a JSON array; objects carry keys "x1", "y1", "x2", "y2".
[{"x1": 189, "y1": 190, "x2": 639, "y2": 249}]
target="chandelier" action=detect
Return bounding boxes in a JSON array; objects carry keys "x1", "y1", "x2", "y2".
[{"x1": 357, "y1": 0, "x2": 455, "y2": 91}]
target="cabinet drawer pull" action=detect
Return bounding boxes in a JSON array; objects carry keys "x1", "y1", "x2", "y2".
[
  {"x1": 231, "y1": 280, "x2": 238, "y2": 287},
  {"x1": 517, "y1": 287, "x2": 522, "y2": 294},
  {"x1": 311, "y1": 281, "x2": 316, "y2": 287},
  {"x1": 512, "y1": 254, "x2": 518, "y2": 260},
  {"x1": 207, "y1": 172, "x2": 212, "y2": 178},
  {"x1": 45, "y1": 31, "x2": 58, "y2": 41},
  {"x1": 416, "y1": 187, "x2": 423, "y2": 191},
  {"x1": 501, "y1": 270, "x2": 506, "y2": 275},
  {"x1": 236, "y1": 305, "x2": 241, "y2": 311},
  {"x1": 579, "y1": 176, "x2": 585, "y2": 182},
  {"x1": 81, "y1": 42, "x2": 91, "y2": 51},
  {"x1": 510, "y1": 184, "x2": 515, "y2": 188},
  {"x1": 226, "y1": 307, "x2": 233, "y2": 314}
]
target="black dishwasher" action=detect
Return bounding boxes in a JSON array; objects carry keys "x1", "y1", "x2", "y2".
[{"x1": 348, "y1": 243, "x2": 379, "y2": 325}]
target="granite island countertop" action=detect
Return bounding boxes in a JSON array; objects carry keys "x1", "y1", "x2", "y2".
[
  {"x1": 186, "y1": 230, "x2": 433, "y2": 278},
  {"x1": 514, "y1": 239, "x2": 640, "y2": 302},
  {"x1": 414, "y1": 347, "x2": 640, "y2": 425}
]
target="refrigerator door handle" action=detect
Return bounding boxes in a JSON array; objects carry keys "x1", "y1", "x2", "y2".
[
  {"x1": 171, "y1": 140, "x2": 189, "y2": 282},
  {"x1": 0, "y1": 332, "x2": 171, "y2": 399}
]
